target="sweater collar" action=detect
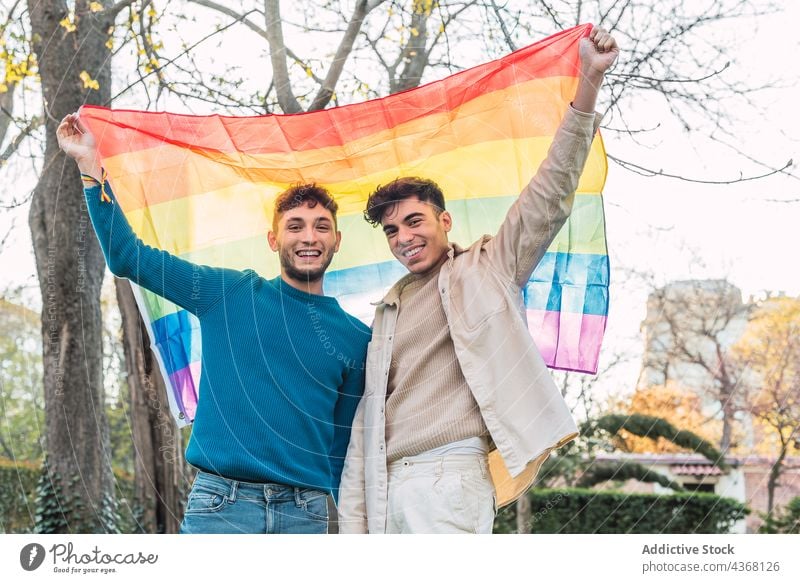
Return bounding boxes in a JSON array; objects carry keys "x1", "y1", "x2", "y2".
[
  {"x1": 271, "y1": 276, "x2": 341, "y2": 306},
  {"x1": 377, "y1": 242, "x2": 465, "y2": 306}
]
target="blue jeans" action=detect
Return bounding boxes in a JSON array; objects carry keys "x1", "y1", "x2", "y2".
[{"x1": 179, "y1": 471, "x2": 329, "y2": 534}]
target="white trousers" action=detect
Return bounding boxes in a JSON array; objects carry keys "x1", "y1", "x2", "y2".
[{"x1": 386, "y1": 454, "x2": 496, "y2": 534}]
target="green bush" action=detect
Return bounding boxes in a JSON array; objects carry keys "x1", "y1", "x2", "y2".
[
  {"x1": 759, "y1": 497, "x2": 800, "y2": 534},
  {"x1": 0, "y1": 458, "x2": 40, "y2": 533},
  {"x1": 0, "y1": 458, "x2": 139, "y2": 533},
  {"x1": 494, "y1": 488, "x2": 749, "y2": 534}
]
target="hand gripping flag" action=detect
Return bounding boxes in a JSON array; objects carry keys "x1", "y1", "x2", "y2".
[{"x1": 80, "y1": 23, "x2": 609, "y2": 427}]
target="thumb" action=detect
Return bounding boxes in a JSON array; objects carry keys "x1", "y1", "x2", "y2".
[{"x1": 74, "y1": 113, "x2": 90, "y2": 135}]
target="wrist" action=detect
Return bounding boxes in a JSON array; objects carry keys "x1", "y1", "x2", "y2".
[
  {"x1": 580, "y1": 68, "x2": 606, "y2": 85},
  {"x1": 76, "y1": 156, "x2": 102, "y2": 181}
]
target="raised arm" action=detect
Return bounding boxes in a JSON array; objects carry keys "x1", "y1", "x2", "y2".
[
  {"x1": 58, "y1": 114, "x2": 247, "y2": 316},
  {"x1": 486, "y1": 27, "x2": 619, "y2": 287}
]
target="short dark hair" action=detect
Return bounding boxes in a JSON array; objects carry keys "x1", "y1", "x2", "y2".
[
  {"x1": 272, "y1": 183, "x2": 338, "y2": 231},
  {"x1": 364, "y1": 177, "x2": 446, "y2": 227}
]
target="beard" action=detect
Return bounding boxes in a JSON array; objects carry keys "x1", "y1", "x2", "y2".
[{"x1": 279, "y1": 245, "x2": 335, "y2": 284}]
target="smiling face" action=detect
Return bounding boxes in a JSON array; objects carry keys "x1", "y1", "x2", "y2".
[
  {"x1": 268, "y1": 201, "x2": 341, "y2": 288},
  {"x1": 381, "y1": 195, "x2": 452, "y2": 275}
]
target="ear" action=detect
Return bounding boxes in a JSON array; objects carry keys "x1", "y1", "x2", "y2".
[
  {"x1": 440, "y1": 210, "x2": 453, "y2": 233},
  {"x1": 267, "y1": 230, "x2": 278, "y2": 252},
  {"x1": 334, "y1": 230, "x2": 342, "y2": 253}
]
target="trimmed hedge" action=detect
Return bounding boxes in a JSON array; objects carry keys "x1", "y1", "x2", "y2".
[
  {"x1": 494, "y1": 488, "x2": 749, "y2": 534},
  {"x1": 759, "y1": 497, "x2": 800, "y2": 534},
  {"x1": 0, "y1": 458, "x2": 139, "y2": 533}
]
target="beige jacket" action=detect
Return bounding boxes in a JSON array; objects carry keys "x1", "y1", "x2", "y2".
[{"x1": 338, "y1": 106, "x2": 603, "y2": 534}]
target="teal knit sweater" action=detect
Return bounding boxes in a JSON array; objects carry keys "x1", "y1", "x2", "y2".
[{"x1": 83, "y1": 182, "x2": 370, "y2": 498}]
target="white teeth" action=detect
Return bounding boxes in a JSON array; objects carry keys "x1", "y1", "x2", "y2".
[
  {"x1": 403, "y1": 246, "x2": 422, "y2": 258},
  {"x1": 297, "y1": 250, "x2": 321, "y2": 257}
]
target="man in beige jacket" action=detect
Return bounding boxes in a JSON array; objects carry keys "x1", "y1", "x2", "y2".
[{"x1": 338, "y1": 26, "x2": 619, "y2": 534}]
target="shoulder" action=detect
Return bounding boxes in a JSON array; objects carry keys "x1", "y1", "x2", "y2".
[
  {"x1": 451, "y1": 236, "x2": 494, "y2": 267},
  {"x1": 225, "y1": 268, "x2": 260, "y2": 291},
  {"x1": 451, "y1": 236, "x2": 493, "y2": 257}
]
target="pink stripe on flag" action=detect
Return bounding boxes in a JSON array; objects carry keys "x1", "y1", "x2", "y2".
[
  {"x1": 169, "y1": 361, "x2": 201, "y2": 421},
  {"x1": 528, "y1": 310, "x2": 607, "y2": 374}
]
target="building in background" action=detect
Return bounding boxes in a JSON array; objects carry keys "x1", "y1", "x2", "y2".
[
  {"x1": 638, "y1": 279, "x2": 753, "y2": 451},
  {"x1": 613, "y1": 281, "x2": 800, "y2": 531}
]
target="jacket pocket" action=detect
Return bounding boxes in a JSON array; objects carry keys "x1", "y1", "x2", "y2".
[{"x1": 448, "y1": 268, "x2": 508, "y2": 332}]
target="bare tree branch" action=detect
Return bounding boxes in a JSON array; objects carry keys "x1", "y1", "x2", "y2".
[
  {"x1": 106, "y1": 0, "x2": 148, "y2": 20},
  {"x1": 264, "y1": 0, "x2": 302, "y2": 113},
  {"x1": 488, "y1": 0, "x2": 516, "y2": 51},
  {"x1": 185, "y1": 0, "x2": 322, "y2": 93},
  {"x1": 0, "y1": 0, "x2": 23, "y2": 33},
  {"x1": 426, "y1": 1, "x2": 476, "y2": 62},
  {"x1": 136, "y1": 0, "x2": 168, "y2": 101},
  {"x1": 391, "y1": 1, "x2": 432, "y2": 93},
  {"x1": 642, "y1": 280, "x2": 753, "y2": 451},
  {"x1": 187, "y1": 0, "x2": 267, "y2": 40},
  {"x1": 0, "y1": 0, "x2": 24, "y2": 147},
  {"x1": 538, "y1": 0, "x2": 565, "y2": 30},
  {"x1": 309, "y1": 0, "x2": 387, "y2": 111},
  {"x1": 607, "y1": 62, "x2": 731, "y2": 85},
  {"x1": 0, "y1": 115, "x2": 40, "y2": 164},
  {"x1": 109, "y1": 12, "x2": 254, "y2": 103},
  {"x1": 0, "y1": 85, "x2": 16, "y2": 148},
  {"x1": 608, "y1": 154, "x2": 793, "y2": 184}
]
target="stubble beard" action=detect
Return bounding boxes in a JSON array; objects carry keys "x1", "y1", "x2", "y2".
[{"x1": 279, "y1": 246, "x2": 335, "y2": 284}]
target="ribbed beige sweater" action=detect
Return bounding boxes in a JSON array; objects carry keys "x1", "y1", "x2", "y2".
[{"x1": 385, "y1": 266, "x2": 488, "y2": 462}]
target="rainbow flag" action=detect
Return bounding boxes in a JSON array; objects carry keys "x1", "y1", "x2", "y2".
[{"x1": 80, "y1": 23, "x2": 609, "y2": 428}]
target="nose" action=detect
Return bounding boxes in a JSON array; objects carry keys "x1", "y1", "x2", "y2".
[
  {"x1": 301, "y1": 225, "x2": 318, "y2": 244},
  {"x1": 397, "y1": 225, "x2": 414, "y2": 245}
]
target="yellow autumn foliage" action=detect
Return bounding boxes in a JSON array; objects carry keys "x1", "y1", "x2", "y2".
[
  {"x1": 59, "y1": 17, "x2": 76, "y2": 33},
  {"x1": 79, "y1": 70, "x2": 100, "y2": 90},
  {"x1": 731, "y1": 297, "x2": 800, "y2": 457},
  {"x1": 610, "y1": 383, "x2": 722, "y2": 453}
]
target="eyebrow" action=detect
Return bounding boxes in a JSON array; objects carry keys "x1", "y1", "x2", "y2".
[
  {"x1": 383, "y1": 212, "x2": 425, "y2": 233},
  {"x1": 286, "y1": 216, "x2": 332, "y2": 225}
]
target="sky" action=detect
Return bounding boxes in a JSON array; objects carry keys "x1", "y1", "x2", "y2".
[{"x1": 1, "y1": 1, "x2": 798, "y2": 399}]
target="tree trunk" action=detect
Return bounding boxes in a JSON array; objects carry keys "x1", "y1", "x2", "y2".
[
  {"x1": 116, "y1": 280, "x2": 186, "y2": 533},
  {"x1": 516, "y1": 495, "x2": 531, "y2": 533},
  {"x1": 27, "y1": 0, "x2": 116, "y2": 533},
  {"x1": 766, "y1": 445, "x2": 787, "y2": 516},
  {"x1": 720, "y1": 393, "x2": 735, "y2": 453}
]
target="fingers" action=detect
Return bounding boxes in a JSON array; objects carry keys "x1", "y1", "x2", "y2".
[
  {"x1": 589, "y1": 27, "x2": 618, "y2": 53},
  {"x1": 56, "y1": 116, "x2": 75, "y2": 146},
  {"x1": 73, "y1": 113, "x2": 88, "y2": 135},
  {"x1": 57, "y1": 113, "x2": 77, "y2": 136},
  {"x1": 58, "y1": 114, "x2": 73, "y2": 130},
  {"x1": 56, "y1": 113, "x2": 90, "y2": 158}
]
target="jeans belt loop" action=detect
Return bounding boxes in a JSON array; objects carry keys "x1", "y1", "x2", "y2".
[
  {"x1": 294, "y1": 487, "x2": 303, "y2": 507},
  {"x1": 435, "y1": 458, "x2": 443, "y2": 478},
  {"x1": 228, "y1": 479, "x2": 238, "y2": 503}
]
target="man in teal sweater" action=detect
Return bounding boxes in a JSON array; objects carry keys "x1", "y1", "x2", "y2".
[{"x1": 57, "y1": 113, "x2": 370, "y2": 534}]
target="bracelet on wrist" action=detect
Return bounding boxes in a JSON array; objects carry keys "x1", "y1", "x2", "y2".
[{"x1": 80, "y1": 168, "x2": 112, "y2": 204}]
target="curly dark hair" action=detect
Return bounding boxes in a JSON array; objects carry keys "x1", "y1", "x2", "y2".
[
  {"x1": 363, "y1": 177, "x2": 446, "y2": 227},
  {"x1": 272, "y1": 183, "x2": 338, "y2": 231}
]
